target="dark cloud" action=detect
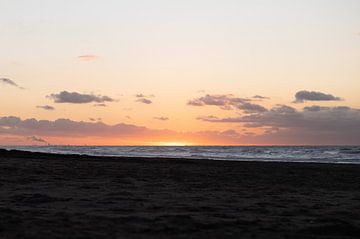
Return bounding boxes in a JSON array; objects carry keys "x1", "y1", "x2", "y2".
[
  {"x1": 197, "y1": 104, "x2": 360, "y2": 143},
  {"x1": 0, "y1": 78, "x2": 24, "y2": 89},
  {"x1": 136, "y1": 98, "x2": 152, "y2": 104},
  {"x1": 27, "y1": 136, "x2": 49, "y2": 144},
  {"x1": 294, "y1": 90, "x2": 342, "y2": 103},
  {"x1": 153, "y1": 117, "x2": 169, "y2": 121},
  {"x1": 197, "y1": 104, "x2": 360, "y2": 144},
  {"x1": 49, "y1": 91, "x2": 114, "y2": 104},
  {"x1": 188, "y1": 94, "x2": 267, "y2": 113},
  {"x1": 36, "y1": 105, "x2": 55, "y2": 111}
]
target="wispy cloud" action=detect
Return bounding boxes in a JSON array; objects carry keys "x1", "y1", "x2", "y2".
[
  {"x1": 0, "y1": 78, "x2": 24, "y2": 89},
  {"x1": 89, "y1": 117, "x2": 102, "y2": 122},
  {"x1": 153, "y1": 116, "x2": 169, "y2": 121},
  {"x1": 36, "y1": 105, "x2": 55, "y2": 111},
  {"x1": 77, "y1": 55, "x2": 99, "y2": 61},
  {"x1": 293, "y1": 90, "x2": 342, "y2": 103},
  {"x1": 136, "y1": 98, "x2": 152, "y2": 104},
  {"x1": 253, "y1": 95, "x2": 270, "y2": 100},
  {"x1": 93, "y1": 103, "x2": 107, "y2": 107},
  {"x1": 48, "y1": 91, "x2": 114, "y2": 104},
  {"x1": 135, "y1": 94, "x2": 155, "y2": 98},
  {"x1": 26, "y1": 136, "x2": 49, "y2": 144}
]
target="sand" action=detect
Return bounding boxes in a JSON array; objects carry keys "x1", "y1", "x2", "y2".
[{"x1": 1, "y1": 149, "x2": 360, "y2": 238}]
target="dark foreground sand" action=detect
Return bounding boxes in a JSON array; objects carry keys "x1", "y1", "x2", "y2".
[{"x1": 1, "y1": 149, "x2": 360, "y2": 239}]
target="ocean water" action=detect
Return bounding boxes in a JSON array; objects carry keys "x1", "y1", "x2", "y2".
[{"x1": 3, "y1": 146, "x2": 360, "y2": 164}]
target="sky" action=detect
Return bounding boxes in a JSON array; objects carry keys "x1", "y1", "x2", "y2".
[{"x1": 1, "y1": 0, "x2": 360, "y2": 145}]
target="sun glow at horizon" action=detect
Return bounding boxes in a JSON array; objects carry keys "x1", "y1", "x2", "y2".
[{"x1": 157, "y1": 142, "x2": 193, "y2": 146}]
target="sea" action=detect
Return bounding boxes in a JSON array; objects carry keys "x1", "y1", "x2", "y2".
[{"x1": 3, "y1": 145, "x2": 360, "y2": 164}]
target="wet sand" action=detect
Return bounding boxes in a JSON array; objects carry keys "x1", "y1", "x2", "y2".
[{"x1": 1, "y1": 149, "x2": 360, "y2": 238}]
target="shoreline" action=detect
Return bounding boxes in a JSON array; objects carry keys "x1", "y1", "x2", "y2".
[
  {"x1": 1, "y1": 148, "x2": 359, "y2": 166},
  {"x1": 1, "y1": 148, "x2": 360, "y2": 238}
]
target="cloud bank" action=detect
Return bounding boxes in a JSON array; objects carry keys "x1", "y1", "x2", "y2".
[
  {"x1": 1, "y1": 108, "x2": 359, "y2": 145},
  {"x1": 197, "y1": 104, "x2": 360, "y2": 144}
]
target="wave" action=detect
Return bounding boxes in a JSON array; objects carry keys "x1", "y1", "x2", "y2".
[{"x1": 3, "y1": 146, "x2": 360, "y2": 164}]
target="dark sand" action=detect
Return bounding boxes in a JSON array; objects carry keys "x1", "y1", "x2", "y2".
[{"x1": 1, "y1": 149, "x2": 360, "y2": 239}]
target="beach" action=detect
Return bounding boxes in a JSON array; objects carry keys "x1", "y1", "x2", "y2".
[{"x1": 1, "y1": 149, "x2": 360, "y2": 238}]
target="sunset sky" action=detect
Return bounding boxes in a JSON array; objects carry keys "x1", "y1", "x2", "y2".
[{"x1": 1, "y1": 0, "x2": 360, "y2": 145}]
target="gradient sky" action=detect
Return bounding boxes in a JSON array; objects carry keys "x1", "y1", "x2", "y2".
[{"x1": 1, "y1": 0, "x2": 360, "y2": 145}]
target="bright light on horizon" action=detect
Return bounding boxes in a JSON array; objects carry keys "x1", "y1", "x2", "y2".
[{"x1": 157, "y1": 142, "x2": 193, "y2": 146}]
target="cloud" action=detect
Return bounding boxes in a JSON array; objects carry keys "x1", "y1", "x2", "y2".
[
  {"x1": 136, "y1": 94, "x2": 155, "y2": 98},
  {"x1": 49, "y1": 91, "x2": 114, "y2": 104},
  {"x1": 136, "y1": 98, "x2": 152, "y2": 104},
  {"x1": 0, "y1": 116, "x2": 148, "y2": 137},
  {"x1": 294, "y1": 90, "x2": 342, "y2": 103},
  {"x1": 0, "y1": 115, "x2": 250, "y2": 145},
  {"x1": 77, "y1": 55, "x2": 99, "y2": 61},
  {"x1": 188, "y1": 94, "x2": 266, "y2": 113},
  {"x1": 153, "y1": 117, "x2": 169, "y2": 121},
  {"x1": 1, "y1": 109, "x2": 360, "y2": 145},
  {"x1": 0, "y1": 78, "x2": 24, "y2": 89},
  {"x1": 188, "y1": 94, "x2": 247, "y2": 107},
  {"x1": 237, "y1": 102, "x2": 268, "y2": 113},
  {"x1": 253, "y1": 95, "x2": 270, "y2": 100},
  {"x1": 135, "y1": 94, "x2": 154, "y2": 105},
  {"x1": 93, "y1": 103, "x2": 107, "y2": 107},
  {"x1": 197, "y1": 104, "x2": 360, "y2": 144},
  {"x1": 27, "y1": 136, "x2": 49, "y2": 144},
  {"x1": 89, "y1": 118, "x2": 102, "y2": 122},
  {"x1": 36, "y1": 105, "x2": 55, "y2": 111}
]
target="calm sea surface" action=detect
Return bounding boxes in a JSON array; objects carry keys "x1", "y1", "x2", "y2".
[{"x1": 3, "y1": 146, "x2": 360, "y2": 164}]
